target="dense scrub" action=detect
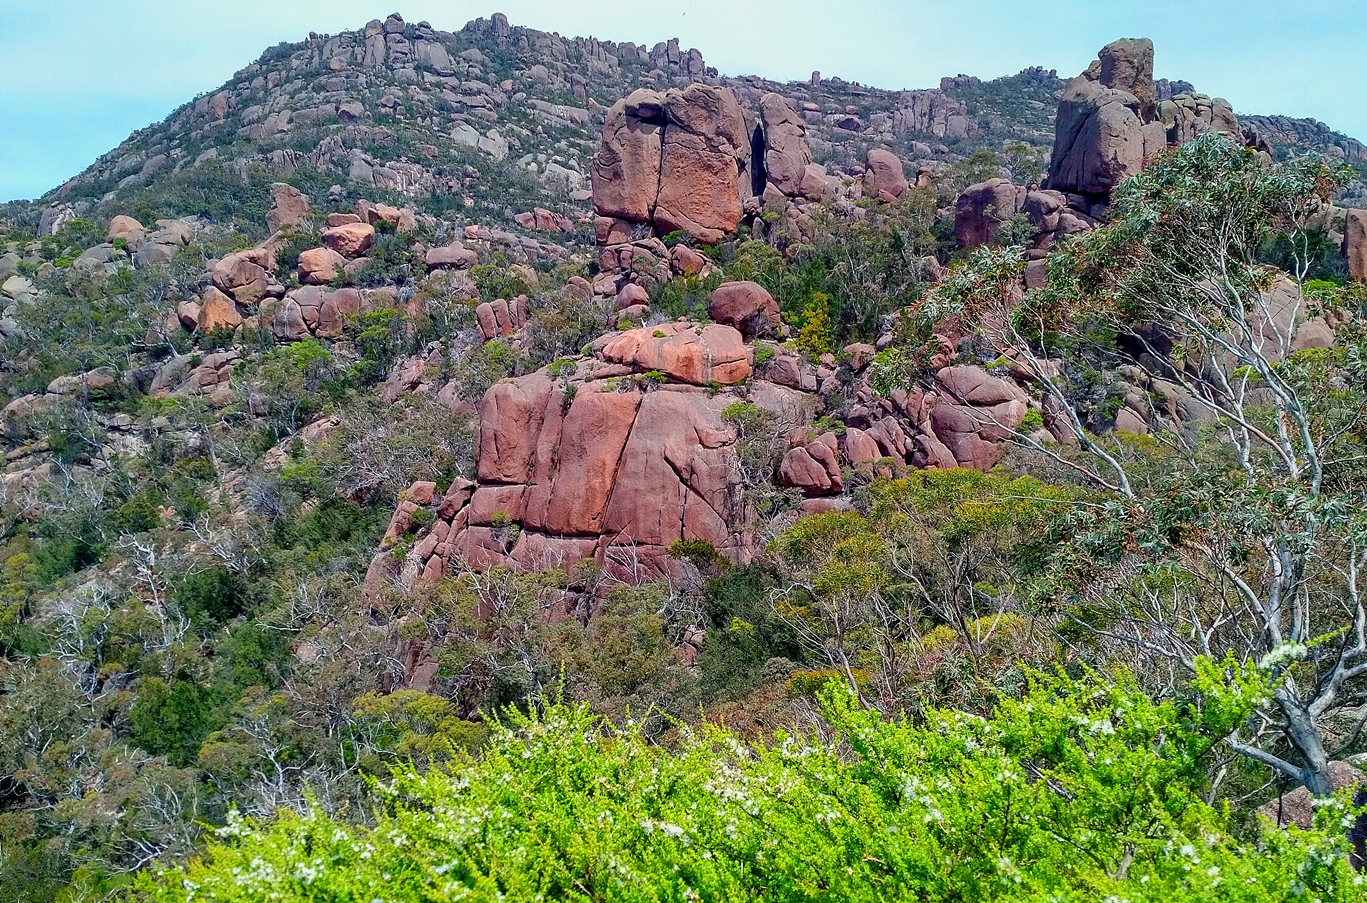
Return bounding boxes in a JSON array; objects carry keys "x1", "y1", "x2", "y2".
[{"x1": 139, "y1": 672, "x2": 1366, "y2": 902}]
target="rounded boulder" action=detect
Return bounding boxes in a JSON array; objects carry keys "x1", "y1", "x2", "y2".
[{"x1": 707, "y1": 281, "x2": 780, "y2": 338}]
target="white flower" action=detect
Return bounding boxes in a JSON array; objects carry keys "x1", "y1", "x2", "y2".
[{"x1": 1258, "y1": 643, "x2": 1308, "y2": 672}]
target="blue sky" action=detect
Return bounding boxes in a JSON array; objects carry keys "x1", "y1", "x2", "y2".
[{"x1": 3, "y1": 0, "x2": 1364, "y2": 202}]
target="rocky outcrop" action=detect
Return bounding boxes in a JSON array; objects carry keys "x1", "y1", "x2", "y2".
[
  {"x1": 273, "y1": 286, "x2": 363, "y2": 339},
  {"x1": 365, "y1": 332, "x2": 1067, "y2": 595},
  {"x1": 758, "y1": 94, "x2": 813, "y2": 198},
  {"x1": 107, "y1": 215, "x2": 145, "y2": 243},
  {"x1": 1243, "y1": 115, "x2": 1367, "y2": 166},
  {"x1": 425, "y1": 241, "x2": 477, "y2": 270},
  {"x1": 1047, "y1": 38, "x2": 1244, "y2": 207},
  {"x1": 590, "y1": 83, "x2": 826, "y2": 251},
  {"x1": 369, "y1": 366, "x2": 751, "y2": 588},
  {"x1": 147, "y1": 351, "x2": 242, "y2": 406},
  {"x1": 513, "y1": 208, "x2": 574, "y2": 233},
  {"x1": 780, "y1": 432, "x2": 843, "y2": 497},
  {"x1": 198, "y1": 287, "x2": 243, "y2": 332},
  {"x1": 474, "y1": 297, "x2": 530, "y2": 341},
  {"x1": 892, "y1": 90, "x2": 973, "y2": 139},
  {"x1": 1344, "y1": 210, "x2": 1367, "y2": 281},
  {"x1": 1160, "y1": 94, "x2": 1240, "y2": 147},
  {"x1": 591, "y1": 85, "x2": 750, "y2": 244},
  {"x1": 1047, "y1": 38, "x2": 1160, "y2": 202},
  {"x1": 1252, "y1": 275, "x2": 1341, "y2": 362},
  {"x1": 922, "y1": 366, "x2": 1028, "y2": 471},
  {"x1": 955, "y1": 179, "x2": 1025, "y2": 248}
]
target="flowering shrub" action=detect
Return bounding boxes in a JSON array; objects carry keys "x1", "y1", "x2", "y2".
[{"x1": 139, "y1": 668, "x2": 1363, "y2": 902}]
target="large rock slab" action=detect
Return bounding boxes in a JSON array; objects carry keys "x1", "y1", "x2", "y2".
[
  {"x1": 322, "y1": 222, "x2": 375, "y2": 257},
  {"x1": 1345, "y1": 209, "x2": 1367, "y2": 281},
  {"x1": 596, "y1": 321, "x2": 751, "y2": 385},
  {"x1": 759, "y1": 93, "x2": 813, "y2": 198},
  {"x1": 601, "y1": 388, "x2": 737, "y2": 548},
  {"x1": 591, "y1": 89, "x2": 667, "y2": 226},
  {"x1": 653, "y1": 84, "x2": 749, "y2": 243},
  {"x1": 298, "y1": 247, "x2": 345, "y2": 285},
  {"x1": 708, "y1": 281, "x2": 780, "y2": 338},
  {"x1": 211, "y1": 253, "x2": 268, "y2": 305},
  {"x1": 414, "y1": 368, "x2": 753, "y2": 583},
  {"x1": 266, "y1": 184, "x2": 309, "y2": 233},
  {"x1": 864, "y1": 149, "x2": 909, "y2": 202},
  {"x1": 591, "y1": 84, "x2": 750, "y2": 243}
]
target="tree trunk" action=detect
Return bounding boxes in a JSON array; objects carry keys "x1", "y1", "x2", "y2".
[{"x1": 1280, "y1": 691, "x2": 1334, "y2": 797}]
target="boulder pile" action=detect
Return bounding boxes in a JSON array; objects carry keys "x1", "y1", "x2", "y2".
[
  {"x1": 1045, "y1": 38, "x2": 1262, "y2": 207},
  {"x1": 955, "y1": 37, "x2": 1269, "y2": 268},
  {"x1": 364, "y1": 324, "x2": 1065, "y2": 595}
]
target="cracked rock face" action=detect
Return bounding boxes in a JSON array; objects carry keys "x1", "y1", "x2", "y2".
[
  {"x1": 364, "y1": 321, "x2": 761, "y2": 583},
  {"x1": 595, "y1": 321, "x2": 751, "y2": 386},
  {"x1": 758, "y1": 93, "x2": 813, "y2": 198},
  {"x1": 363, "y1": 352, "x2": 1051, "y2": 592},
  {"x1": 591, "y1": 84, "x2": 750, "y2": 243},
  {"x1": 1345, "y1": 210, "x2": 1367, "y2": 281},
  {"x1": 441, "y1": 365, "x2": 745, "y2": 580}
]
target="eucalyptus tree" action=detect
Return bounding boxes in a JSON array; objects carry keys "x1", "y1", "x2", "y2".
[{"x1": 915, "y1": 134, "x2": 1367, "y2": 796}]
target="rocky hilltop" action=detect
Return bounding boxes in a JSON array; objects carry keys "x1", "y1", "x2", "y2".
[
  {"x1": 356, "y1": 35, "x2": 1348, "y2": 597},
  {"x1": 12, "y1": 11, "x2": 1361, "y2": 237},
  {"x1": 2, "y1": 20, "x2": 1358, "y2": 594},
  {"x1": 14, "y1": 11, "x2": 1000, "y2": 236}
]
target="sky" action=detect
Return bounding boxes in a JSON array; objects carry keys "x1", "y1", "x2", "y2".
[{"x1": 2, "y1": 0, "x2": 1365, "y2": 202}]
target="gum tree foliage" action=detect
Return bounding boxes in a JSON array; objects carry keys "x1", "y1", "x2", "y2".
[
  {"x1": 767, "y1": 471, "x2": 1068, "y2": 710},
  {"x1": 138, "y1": 668, "x2": 1366, "y2": 902},
  {"x1": 919, "y1": 133, "x2": 1367, "y2": 797}
]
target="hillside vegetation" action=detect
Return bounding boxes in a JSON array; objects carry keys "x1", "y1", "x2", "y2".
[{"x1": 1, "y1": 13, "x2": 1367, "y2": 903}]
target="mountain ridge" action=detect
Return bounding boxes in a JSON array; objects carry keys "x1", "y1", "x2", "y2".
[{"x1": 6, "y1": 10, "x2": 1363, "y2": 227}]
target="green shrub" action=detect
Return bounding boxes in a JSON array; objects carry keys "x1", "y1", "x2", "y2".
[
  {"x1": 794, "y1": 296, "x2": 834, "y2": 356},
  {"x1": 138, "y1": 668, "x2": 1365, "y2": 902},
  {"x1": 128, "y1": 676, "x2": 220, "y2": 768},
  {"x1": 650, "y1": 272, "x2": 721, "y2": 319},
  {"x1": 114, "y1": 487, "x2": 163, "y2": 534},
  {"x1": 469, "y1": 263, "x2": 531, "y2": 303},
  {"x1": 408, "y1": 507, "x2": 435, "y2": 532},
  {"x1": 668, "y1": 538, "x2": 729, "y2": 573},
  {"x1": 172, "y1": 567, "x2": 253, "y2": 627}
]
